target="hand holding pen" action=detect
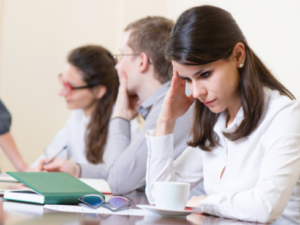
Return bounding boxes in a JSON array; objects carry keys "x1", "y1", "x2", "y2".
[
  {"x1": 43, "y1": 145, "x2": 67, "y2": 165},
  {"x1": 38, "y1": 146, "x2": 81, "y2": 177},
  {"x1": 37, "y1": 146, "x2": 67, "y2": 171}
]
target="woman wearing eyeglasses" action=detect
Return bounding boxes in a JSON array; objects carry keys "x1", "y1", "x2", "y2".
[
  {"x1": 29, "y1": 45, "x2": 119, "y2": 176},
  {"x1": 145, "y1": 6, "x2": 300, "y2": 224}
]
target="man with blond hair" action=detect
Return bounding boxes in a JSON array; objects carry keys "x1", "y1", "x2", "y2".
[{"x1": 97, "y1": 16, "x2": 197, "y2": 194}]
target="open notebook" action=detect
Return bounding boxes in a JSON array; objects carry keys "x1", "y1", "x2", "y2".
[{"x1": 3, "y1": 200, "x2": 44, "y2": 216}]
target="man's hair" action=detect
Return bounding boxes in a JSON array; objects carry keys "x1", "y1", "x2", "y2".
[{"x1": 125, "y1": 16, "x2": 174, "y2": 84}]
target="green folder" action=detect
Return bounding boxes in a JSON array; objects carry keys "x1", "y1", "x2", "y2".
[{"x1": 3, "y1": 172, "x2": 105, "y2": 205}]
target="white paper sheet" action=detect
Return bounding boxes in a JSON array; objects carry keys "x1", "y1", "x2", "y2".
[
  {"x1": 44, "y1": 205, "x2": 153, "y2": 216},
  {"x1": 3, "y1": 201, "x2": 44, "y2": 216},
  {"x1": 0, "y1": 173, "x2": 19, "y2": 183}
]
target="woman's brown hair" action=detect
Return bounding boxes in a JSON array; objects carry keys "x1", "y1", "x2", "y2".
[
  {"x1": 68, "y1": 45, "x2": 119, "y2": 163},
  {"x1": 167, "y1": 6, "x2": 294, "y2": 151}
]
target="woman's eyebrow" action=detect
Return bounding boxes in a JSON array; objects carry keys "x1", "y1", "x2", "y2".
[
  {"x1": 178, "y1": 74, "x2": 187, "y2": 79},
  {"x1": 178, "y1": 68, "x2": 207, "y2": 78},
  {"x1": 193, "y1": 68, "x2": 205, "y2": 76}
]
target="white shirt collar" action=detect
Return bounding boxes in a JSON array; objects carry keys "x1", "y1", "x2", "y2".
[{"x1": 214, "y1": 87, "x2": 272, "y2": 136}]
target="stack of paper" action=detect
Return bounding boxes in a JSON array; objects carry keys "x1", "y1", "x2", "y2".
[
  {"x1": 3, "y1": 201, "x2": 44, "y2": 216},
  {"x1": 0, "y1": 173, "x2": 18, "y2": 183}
]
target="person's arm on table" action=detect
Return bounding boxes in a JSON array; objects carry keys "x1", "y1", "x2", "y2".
[
  {"x1": 40, "y1": 157, "x2": 107, "y2": 179},
  {"x1": 104, "y1": 73, "x2": 139, "y2": 166},
  {"x1": 146, "y1": 132, "x2": 204, "y2": 204},
  {"x1": 39, "y1": 158, "x2": 80, "y2": 176},
  {"x1": 78, "y1": 163, "x2": 107, "y2": 179},
  {"x1": 145, "y1": 68, "x2": 202, "y2": 203},
  {"x1": 101, "y1": 74, "x2": 151, "y2": 194},
  {"x1": 104, "y1": 116, "x2": 158, "y2": 195}
]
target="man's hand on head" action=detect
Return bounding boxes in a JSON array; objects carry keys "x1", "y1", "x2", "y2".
[{"x1": 112, "y1": 73, "x2": 139, "y2": 121}]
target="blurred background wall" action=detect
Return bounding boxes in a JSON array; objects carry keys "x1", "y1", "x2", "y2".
[{"x1": 0, "y1": 0, "x2": 299, "y2": 172}]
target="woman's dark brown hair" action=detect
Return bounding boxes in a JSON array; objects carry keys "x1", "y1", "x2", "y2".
[
  {"x1": 167, "y1": 5, "x2": 294, "y2": 151},
  {"x1": 68, "y1": 45, "x2": 119, "y2": 163}
]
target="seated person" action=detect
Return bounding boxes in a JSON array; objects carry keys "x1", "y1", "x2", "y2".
[
  {"x1": 0, "y1": 100, "x2": 27, "y2": 171},
  {"x1": 145, "y1": 5, "x2": 300, "y2": 224},
  {"x1": 39, "y1": 16, "x2": 205, "y2": 197},
  {"x1": 30, "y1": 45, "x2": 119, "y2": 177}
]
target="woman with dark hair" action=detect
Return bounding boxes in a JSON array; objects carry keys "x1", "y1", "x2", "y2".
[
  {"x1": 30, "y1": 45, "x2": 119, "y2": 177},
  {"x1": 145, "y1": 5, "x2": 300, "y2": 223}
]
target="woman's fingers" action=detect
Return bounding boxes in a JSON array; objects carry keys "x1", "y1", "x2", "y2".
[
  {"x1": 171, "y1": 68, "x2": 182, "y2": 89},
  {"x1": 173, "y1": 67, "x2": 179, "y2": 78},
  {"x1": 169, "y1": 69, "x2": 186, "y2": 99},
  {"x1": 186, "y1": 195, "x2": 207, "y2": 208},
  {"x1": 37, "y1": 158, "x2": 50, "y2": 171},
  {"x1": 118, "y1": 73, "x2": 128, "y2": 93},
  {"x1": 187, "y1": 93, "x2": 195, "y2": 105},
  {"x1": 42, "y1": 158, "x2": 63, "y2": 171},
  {"x1": 26, "y1": 167, "x2": 40, "y2": 172},
  {"x1": 119, "y1": 72, "x2": 127, "y2": 84},
  {"x1": 173, "y1": 68, "x2": 195, "y2": 104}
]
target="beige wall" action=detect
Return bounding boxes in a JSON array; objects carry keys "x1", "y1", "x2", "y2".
[
  {"x1": 0, "y1": 0, "x2": 299, "y2": 172},
  {"x1": 0, "y1": 0, "x2": 168, "y2": 172}
]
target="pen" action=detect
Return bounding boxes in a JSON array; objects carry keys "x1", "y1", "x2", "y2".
[{"x1": 43, "y1": 146, "x2": 67, "y2": 165}]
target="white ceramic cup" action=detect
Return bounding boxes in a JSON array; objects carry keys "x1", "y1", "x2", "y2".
[{"x1": 154, "y1": 181, "x2": 190, "y2": 211}]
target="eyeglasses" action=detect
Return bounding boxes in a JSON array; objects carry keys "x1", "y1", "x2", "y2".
[
  {"x1": 78, "y1": 195, "x2": 131, "y2": 212},
  {"x1": 113, "y1": 54, "x2": 152, "y2": 64},
  {"x1": 113, "y1": 54, "x2": 139, "y2": 64},
  {"x1": 58, "y1": 74, "x2": 100, "y2": 94}
]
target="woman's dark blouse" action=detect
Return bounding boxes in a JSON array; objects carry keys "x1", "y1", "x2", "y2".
[{"x1": 0, "y1": 100, "x2": 11, "y2": 135}]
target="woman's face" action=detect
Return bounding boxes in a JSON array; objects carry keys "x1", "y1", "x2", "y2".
[
  {"x1": 59, "y1": 64, "x2": 97, "y2": 114},
  {"x1": 172, "y1": 58, "x2": 240, "y2": 114}
]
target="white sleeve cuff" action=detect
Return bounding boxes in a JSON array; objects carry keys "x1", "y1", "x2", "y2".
[
  {"x1": 29, "y1": 154, "x2": 46, "y2": 168},
  {"x1": 146, "y1": 129, "x2": 174, "y2": 158},
  {"x1": 200, "y1": 194, "x2": 227, "y2": 216}
]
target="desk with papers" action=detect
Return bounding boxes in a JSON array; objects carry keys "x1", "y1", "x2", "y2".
[{"x1": 0, "y1": 181, "x2": 296, "y2": 225}]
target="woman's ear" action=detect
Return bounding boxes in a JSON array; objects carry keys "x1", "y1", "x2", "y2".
[
  {"x1": 93, "y1": 85, "x2": 107, "y2": 99},
  {"x1": 139, "y1": 52, "x2": 151, "y2": 73},
  {"x1": 232, "y1": 42, "x2": 245, "y2": 68}
]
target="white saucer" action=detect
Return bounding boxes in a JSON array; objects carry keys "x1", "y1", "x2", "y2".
[{"x1": 136, "y1": 205, "x2": 203, "y2": 217}]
